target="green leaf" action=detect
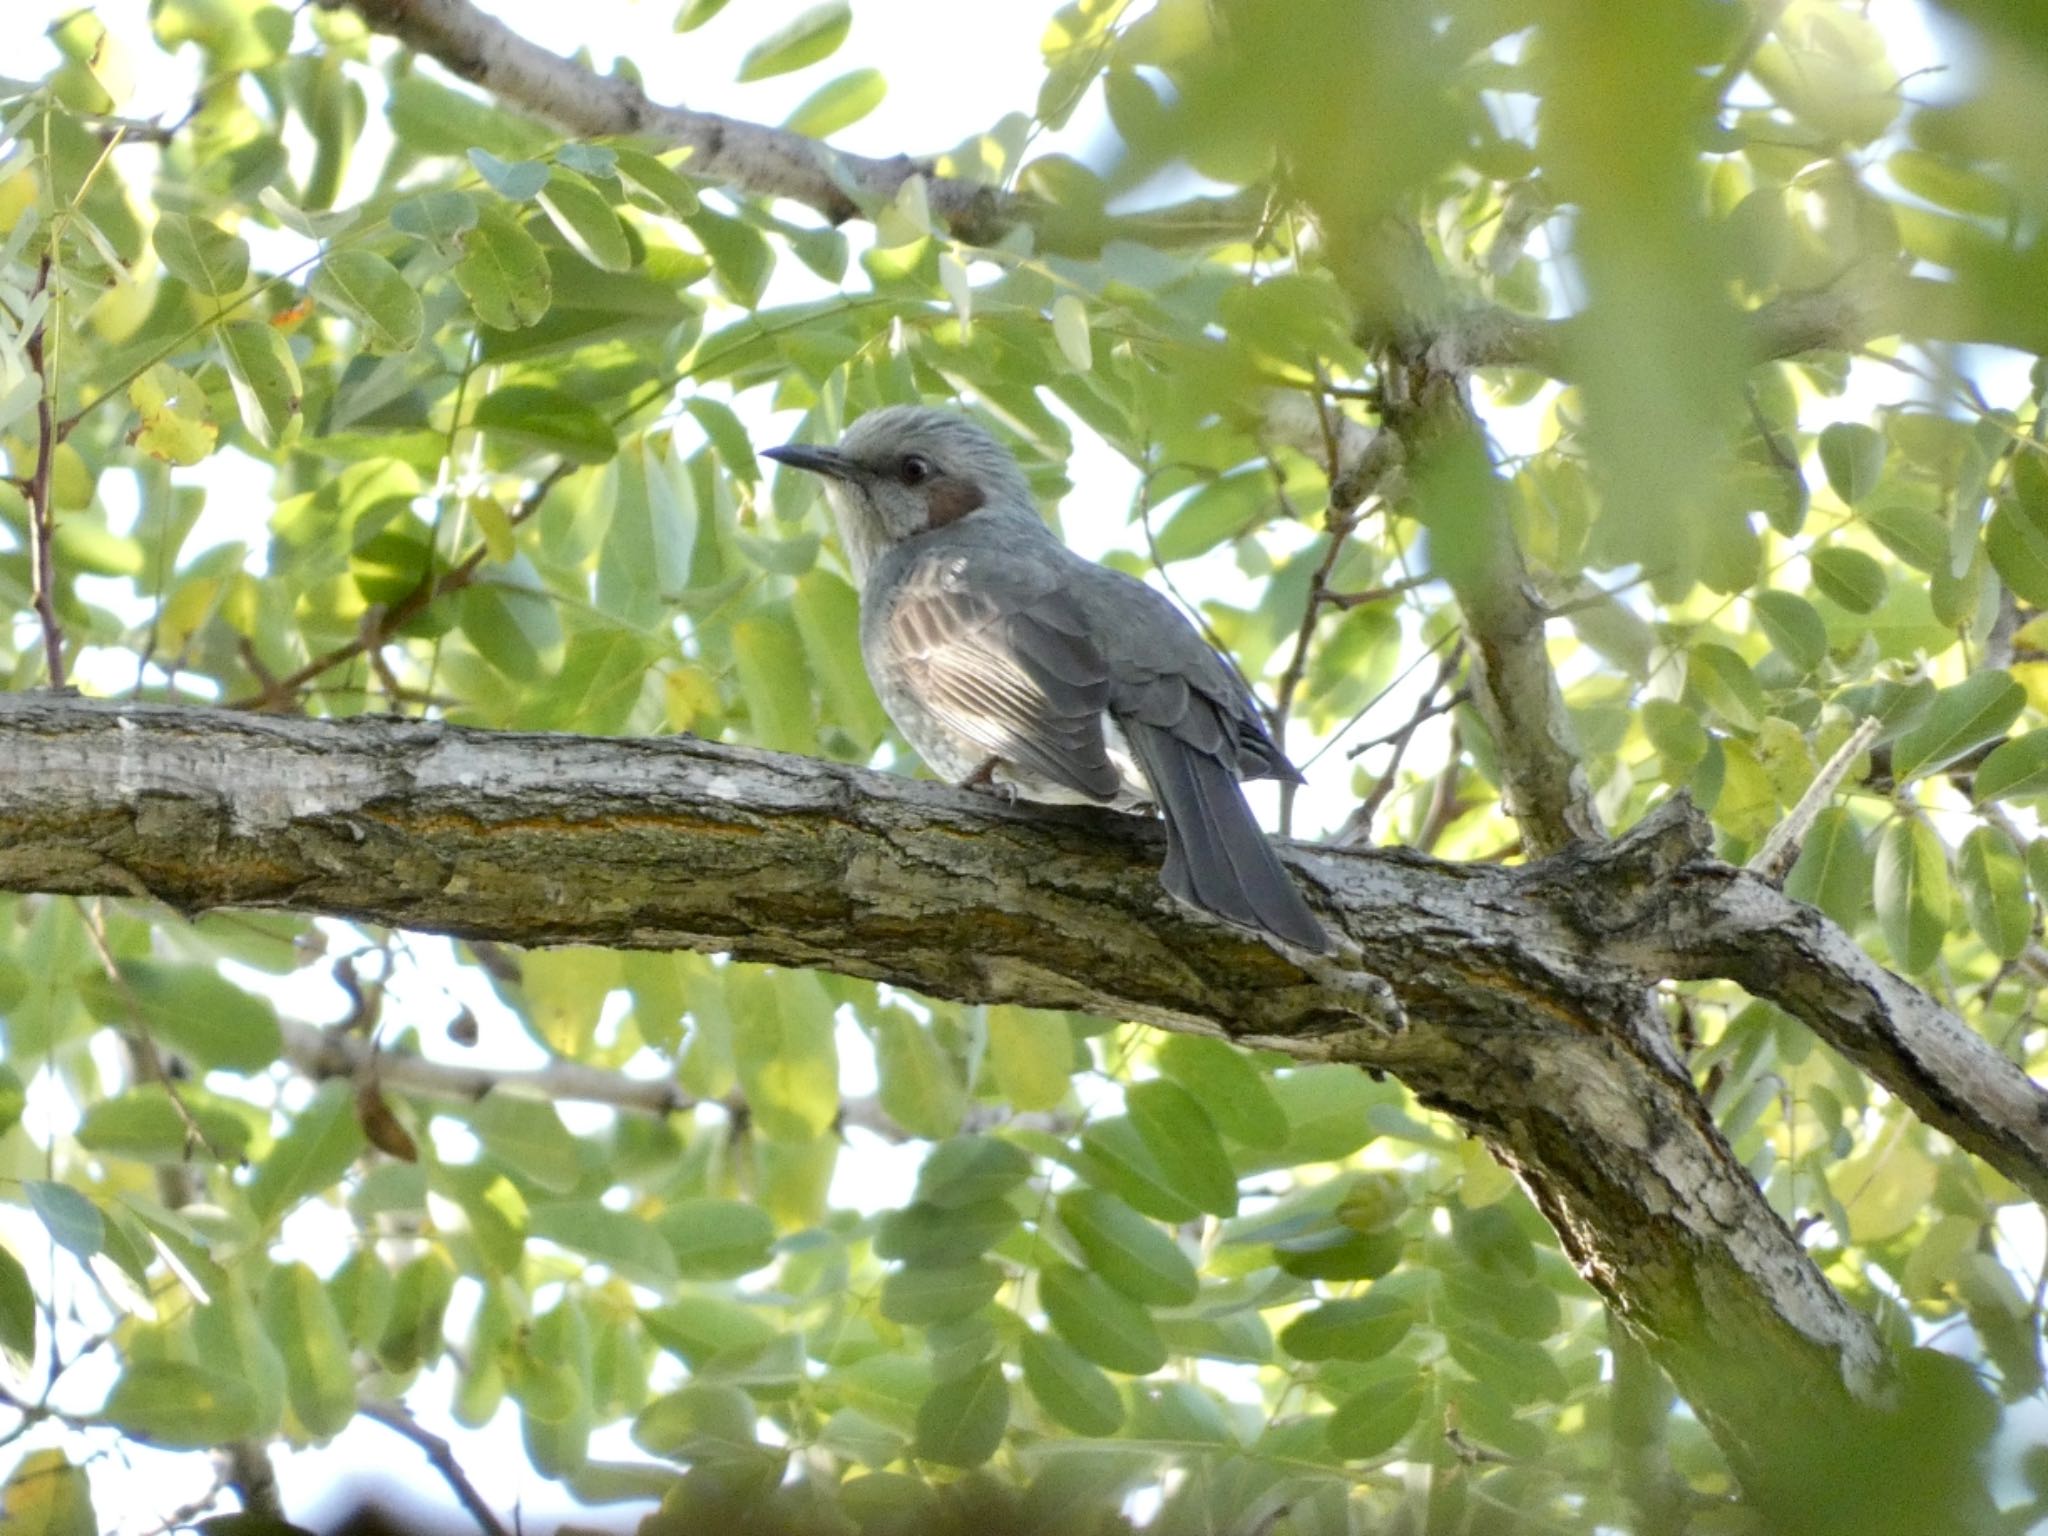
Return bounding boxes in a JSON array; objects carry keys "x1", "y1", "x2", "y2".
[
  {"x1": 101, "y1": 1360, "x2": 263, "y2": 1447},
  {"x1": 1988, "y1": 493, "x2": 2048, "y2": 606},
  {"x1": 1325, "y1": 1359, "x2": 1426, "y2": 1459},
  {"x1": 1040, "y1": 1264, "x2": 1167, "y2": 1375},
  {"x1": 792, "y1": 571, "x2": 889, "y2": 752},
  {"x1": 1818, "y1": 422, "x2": 1885, "y2": 504},
  {"x1": 874, "y1": 1008, "x2": 967, "y2": 1139},
  {"x1": 262, "y1": 1262, "x2": 358, "y2": 1437},
  {"x1": 1875, "y1": 819, "x2": 1952, "y2": 974},
  {"x1": 1752, "y1": 590, "x2": 1827, "y2": 674},
  {"x1": 248, "y1": 1082, "x2": 367, "y2": 1224},
  {"x1": 310, "y1": 250, "x2": 423, "y2": 355},
  {"x1": 875, "y1": 1199, "x2": 1019, "y2": 1266},
  {"x1": 1076, "y1": 1116, "x2": 1200, "y2": 1222},
  {"x1": 731, "y1": 970, "x2": 838, "y2": 1140},
  {"x1": 915, "y1": 1361, "x2": 1009, "y2": 1468},
  {"x1": 1957, "y1": 825, "x2": 2030, "y2": 961},
  {"x1": 218, "y1": 320, "x2": 301, "y2": 449},
  {"x1": 468, "y1": 148, "x2": 547, "y2": 200},
  {"x1": 475, "y1": 384, "x2": 618, "y2": 464},
  {"x1": 461, "y1": 560, "x2": 566, "y2": 680},
  {"x1": 128, "y1": 364, "x2": 216, "y2": 465},
  {"x1": 879, "y1": 1259, "x2": 1004, "y2": 1326},
  {"x1": 1865, "y1": 501, "x2": 1950, "y2": 573},
  {"x1": 1687, "y1": 643, "x2": 1765, "y2": 733},
  {"x1": 655, "y1": 1198, "x2": 777, "y2": 1278},
  {"x1": 688, "y1": 208, "x2": 774, "y2": 307},
  {"x1": 153, "y1": 212, "x2": 248, "y2": 298},
  {"x1": 377, "y1": 1251, "x2": 457, "y2": 1373},
  {"x1": 538, "y1": 168, "x2": 633, "y2": 272},
  {"x1": 1784, "y1": 807, "x2": 1873, "y2": 929},
  {"x1": 1447, "y1": 1321, "x2": 1571, "y2": 1403},
  {"x1": 0, "y1": 1241, "x2": 34, "y2": 1372},
  {"x1": 1052, "y1": 294, "x2": 1092, "y2": 370},
  {"x1": 469, "y1": 1088, "x2": 584, "y2": 1194},
  {"x1": 27, "y1": 1181, "x2": 101, "y2": 1260},
  {"x1": 529, "y1": 1201, "x2": 681, "y2": 1287},
  {"x1": 674, "y1": 0, "x2": 729, "y2": 31},
  {"x1": 1056, "y1": 1189, "x2": 1198, "y2": 1306},
  {"x1": 391, "y1": 188, "x2": 479, "y2": 245},
  {"x1": 1891, "y1": 674, "x2": 2025, "y2": 781},
  {"x1": 737, "y1": 3, "x2": 851, "y2": 81},
  {"x1": 1125, "y1": 1078, "x2": 1238, "y2": 1216},
  {"x1": 1020, "y1": 1331, "x2": 1124, "y2": 1435},
  {"x1": 732, "y1": 614, "x2": 815, "y2": 755},
  {"x1": 1975, "y1": 730, "x2": 2048, "y2": 803},
  {"x1": 0, "y1": 1065, "x2": 24, "y2": 1139},
  {"x1": 0, "y1": 1448, "x2": 95, "y2": 1536},
  {"x1": 596, "y1": 444, "x2": 697, "y2": 625},
  {"x1": 685, "y1": 397, "x2": 758, "y2": 481},
  {"x1": 79, "y1": 960, "x2": 281, "y2": 1071},
  {"x1": 613, "y1": 147, "x2": 701, "y2": 218},
  {"x1": 915, "y1": 1136, "x2": 1033, "y2": 1209},
  {"x1": 1260, "y1": 1066, "x2": 1383, "y2": 1167},
  {"x1": 76, "y1": 1087, "x2": 251, "y2": 1163},
  {"x1": 1280, "y1": 1292, "x2": 1414, "y2": 1362},
  {"x1": 784, "y1": 68, "x2": 887, "y2": 139},
  {"x1": 986, "y1": 1007, "x2": 1072, "y2": 1113},
  {"x1": 456, "y1": 206, "x2": 554, "y2": 330},
  {"x1": 1155, "y1": 1035, "x2": 1286, "y2": 1149},
  {"x1": 191, "y1": 1285, "x2": 287, "y2": 1436},
  {"x1": 640, "y1": 1297, "x2": 777, "y2": 1370},
  {"x1": 1810, "y1": 547, "x2": 1887, "y2": 613}
]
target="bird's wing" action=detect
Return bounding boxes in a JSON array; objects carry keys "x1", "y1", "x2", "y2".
[
  {"x1": 880, "y1": 559, "x2": 1124, "y2": 801},
  {"x1": 1082, "y1": 569, "x2": 1305, "y2": 784}
]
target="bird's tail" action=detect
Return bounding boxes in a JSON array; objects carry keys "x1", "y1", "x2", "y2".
[{"x1": 1125, "y1": 721, "x2": 1330, "y2": 953}]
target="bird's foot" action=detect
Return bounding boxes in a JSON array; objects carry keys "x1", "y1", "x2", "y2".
[{"x1": 958, "y1": 757, "x2": 1019, "y2": 804}]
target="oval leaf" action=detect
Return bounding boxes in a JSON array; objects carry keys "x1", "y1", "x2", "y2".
[
  {"x1": 737, "y1": 3, "x2": 851, "y2": 81},
  {"x1": 310, "y1": 250, "x2": 424, "y2": 355},
  {"x1": 1875, "y1": 818, "x2": 1952, "y2": 974},
  {"x1": 1891, "y1": 673, "x2": 2024, "y2": 781},
  {"x1": 1957, "y1": 824, "x2": 2031, "y2": 961},
  {"x1": 1125, "y1": 1078, "x2": 1238, "y2": 1216}
]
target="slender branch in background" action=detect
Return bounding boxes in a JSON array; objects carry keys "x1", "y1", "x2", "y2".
[
  {"x1": 280, "y1": 1019, "x2": 1015, "y2": 1142},
  {"x1": 1747, "y1": 715, "x2": 1881, "y2": 884},
  {"x1": 233, "y1": 460, "x2": 574, "y2": 710},
  {"x1": 358, "y1": 1399, "x2": 514, "y2": 1536},
  {"x1": 327, "y1": 0, "x2": 1261, "y2": 254},
  {"x1": 1336, "y1": 643, "x2": 1466, "y2": 847},
  {"x1": 24, "y1": 254, "x2": 67, "y2": 691}
]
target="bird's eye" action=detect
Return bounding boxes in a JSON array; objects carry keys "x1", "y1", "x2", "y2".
[{"x1": 900, "y1": 453, "x2": 933, "y2": 485}]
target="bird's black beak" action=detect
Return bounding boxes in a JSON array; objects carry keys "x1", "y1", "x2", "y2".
[{"x1": 762, "y1": 442, "x2": 857, "y2": 481}]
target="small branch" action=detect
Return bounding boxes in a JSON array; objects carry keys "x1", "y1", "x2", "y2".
[
  {"x1": 233, "y1": 461, "x2": 572, "y2": 710},
  {"x1": 325, "y1": 0, "x2": 1260, "y2": 253},
  {"x1": 359, "y1": 1399, "x2": 512, "y2": 1536},
  {"x1": 1747, "y1": 715, "x2": 1881, "y2": 884},
  {"x1": 1335, "y1": 646, "x2": 1466, "y2": 847},
  {"x1": 24, "y1": 255, "x2": 67, "y2": 691}
]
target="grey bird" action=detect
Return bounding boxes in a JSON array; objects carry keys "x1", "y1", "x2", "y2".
[{"x1": 763, "y1": 405, "x2": 1329, "y2": 953}]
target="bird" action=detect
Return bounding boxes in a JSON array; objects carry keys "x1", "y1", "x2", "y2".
[{"x1": 762, "y1": 405, "x2": 1330, "y2": 953}]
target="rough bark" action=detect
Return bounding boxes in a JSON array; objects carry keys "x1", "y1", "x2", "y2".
[
  {"x1": 325, "y1": 0, "x2": 1261, "y2": 254},
  {"x1": 4, "y1": 695, "x2": 2043, "y2": 1502}
]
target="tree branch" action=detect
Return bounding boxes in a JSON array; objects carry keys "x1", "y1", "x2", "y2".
[{"x1": 323, "y1": 0, "x2": 1260, "y2": 254}]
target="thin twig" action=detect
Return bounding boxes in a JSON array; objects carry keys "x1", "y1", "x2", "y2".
[
  {"x1": 359, "y1": 1399, "x2": 514, "y2": 1536},
  {"x1": 1336, "y1": 642, "x2": 1466, "y2": 847},
  {"x1": 233, "y1": 460, "x2": 573, "y2": 710},
  {"x1": 24, "y1": 254, "x2": 66, "y2": 690},
  {"x1": 1748, "y1": 715, "x2": 1882, "y2": 884}
]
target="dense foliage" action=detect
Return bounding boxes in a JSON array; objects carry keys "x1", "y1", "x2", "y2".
[{"x1": 2, "y1": 0, "x2": 2047, "y2": 1531}]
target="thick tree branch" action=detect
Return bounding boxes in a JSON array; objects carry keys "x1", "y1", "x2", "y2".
[
  {"x1": 4, "y1": 695, "x2": 2038, "y2": 1499},
  {"x1": 324, "y1": 0, "x2": 1259, "y2": 254}
]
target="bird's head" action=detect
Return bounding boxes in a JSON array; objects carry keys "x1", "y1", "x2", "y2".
[{"x1": 763, "y1": 405, "x2": 1037, "y2": 582}]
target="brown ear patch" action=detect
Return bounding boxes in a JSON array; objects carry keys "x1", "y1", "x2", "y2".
[{"x1": 925, "y1": 475, "x2": 986, "y2": 529}]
